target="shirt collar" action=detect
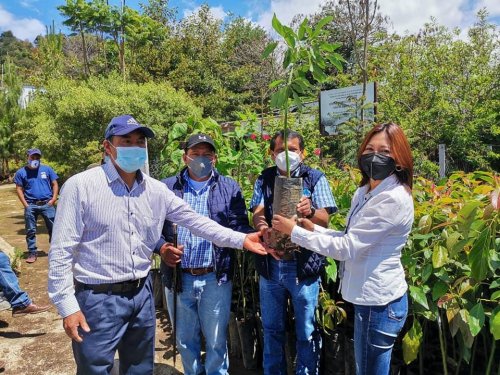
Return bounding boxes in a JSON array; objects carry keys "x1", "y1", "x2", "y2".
[
  {"x1": 182, "y1": 169, "x2": 214, "y2": 192},
  {"x1": 103, "y1": 161, "x2": 145, "y2": 186},
  {"x1": 360, "y1": 174, "x2": 399, "y2": 201}
]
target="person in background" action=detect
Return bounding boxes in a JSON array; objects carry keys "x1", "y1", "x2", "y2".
[
  {"x1": 250, "y1": 130, "x2": 337, "y2": 375},
  {"x1": 157, "y1": 133, "x2": 253, "y2": 375},
  {"x1": 272, "y1": 123, "x2": 414, "y2": 375},
  {"x1": 0, "y1": 250, "x2": 50, "y2": 316},
  {"x1": 48, "y1": 115, "x2": 266, "y2": 375},
  {"x1": 14, "y1": 148, "x2": 59, "y2": 264}
]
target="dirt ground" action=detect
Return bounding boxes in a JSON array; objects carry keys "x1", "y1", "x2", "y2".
[{"x1": 0, "y1": 183, "x2": 262, "y2": 375}]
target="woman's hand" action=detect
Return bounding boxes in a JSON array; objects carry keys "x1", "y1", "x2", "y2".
[
  {"x1": 271, "y1": 214, "x2": 297, "y2": 236},
  {"x1": 297, "y1": 217, "x2": 314, "y2": 231}
]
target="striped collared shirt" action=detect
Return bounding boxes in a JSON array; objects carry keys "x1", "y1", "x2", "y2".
[
  {"x1": 48, "y1": 162, "x2": 246, "y2": 318},
  {"x1": 179, "y1": 170, "x2": 213, "y2": 268}
]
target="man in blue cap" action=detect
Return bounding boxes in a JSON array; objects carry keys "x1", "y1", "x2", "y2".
[
  {"x1": 14, "y1": 148, "x2": 59, "y2": 263},
  {"x1": 48, "y1": 115, "x2": 267, "y2": 375}
]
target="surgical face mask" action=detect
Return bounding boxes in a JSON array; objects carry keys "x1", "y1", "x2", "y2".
[
  {"x1": 187, "y1": 155, "x2": 213, "y2": 179},
  {"x1": 28, "y1": 159, "x2": 40, "y2": 168},
  {"x1": 360, "y1": 152, "x2": 396, "y2": 181},
  {"x1": 110, "y1": 144, "x2": 147, "y2": 173},
  {"x1": 275, "y1": 151, "x2": 301, "y2": 172}
]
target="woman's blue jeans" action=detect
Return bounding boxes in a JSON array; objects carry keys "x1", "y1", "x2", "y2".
[
  {"x1": 259, "y1": 258, "x2": 321, "y2": 375},
  {"x1": 353, "y1": 293, "x2": 408, "y2": 375}
]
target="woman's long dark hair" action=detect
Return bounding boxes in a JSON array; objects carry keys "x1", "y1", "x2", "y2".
[{"x1": 357, "y1": 123, "x2": 414, "y2": 189}]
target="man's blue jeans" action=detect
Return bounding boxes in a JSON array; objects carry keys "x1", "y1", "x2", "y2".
[
  {"x1": 353, "y1": 293, "x2": 408, "y2": 375},
  {"x1": 24, "y1": 203, "x2": 55, "y2": 254},
  {"x1": 165, "y1": 272, "x2": 232, "y2": 375},
  {"x1": 259, "y1": 258, "x2": 321, "y2": 375},
  {"x1": 0, "y1": 251, "x2": 31, "y2": 309}
]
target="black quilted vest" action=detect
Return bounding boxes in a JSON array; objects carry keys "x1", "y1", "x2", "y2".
[{"x1": 254, "y1": 164, "x2": 327, "y2": 280}]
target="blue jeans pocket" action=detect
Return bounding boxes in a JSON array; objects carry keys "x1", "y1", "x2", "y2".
[{"x1": 387, "y1": 293, "x2": 408, "y2": 322}]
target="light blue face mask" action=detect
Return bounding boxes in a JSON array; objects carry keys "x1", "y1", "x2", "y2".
[{"x1": 110, "y1": 144, "x2": 147, "y2": 173}]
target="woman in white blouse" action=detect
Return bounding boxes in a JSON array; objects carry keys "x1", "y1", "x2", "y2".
[{"x1": 271, "y1": 123, "x2": 414, "y2": 375}]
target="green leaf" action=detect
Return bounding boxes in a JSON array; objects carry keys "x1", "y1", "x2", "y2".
[
  {"x1": 282, "y1": 25, "x2": 297, "y2": 48},
  {"x1": 418, "y1": 215, "x2": 432, "y2": 234},
  {"x1": 490, "y1": 307, "x2": 500, "y2": 340},
  {"x1": 320, "y1": 42, "x2": 341, "y2": 52},
  {"x1": 491, "y1": 290, "x2": 500, "y2": 300},
  {"x1": 262, "y1": 41, "x2": 278, "y2": 59},
  {"x1": 468, "y1": 303, "x2": 485, "y2": 337},
  {"x1": 468, "y1": 227, "x2": 491, "y2": 281},
  {"x1": 432, "y1": 281, "x2": 448, "y2": 301},
  {"x1": 298, "y1": 17, "x2": 308, "y2": 40},
  {"x1": 421, "y1": 263, "x2": 433, "y2": 283},
  {"x1": 169, "y1": 122, "x2": 188, "y2": 140},
  {"x1": 446, "y1": 231, "x2": 462, "y2": 253},
  {"x1": 312, "y1": 15, "x2": 333, "y2": 37},
  {"x1": 271, "y1": 14, "x2": 286, "y2": 38},
  {"x1": 324, "y1": 259, "x2": 337, "y2": 282},
  {"x1": 432, "y1": 245, "x2": 448, "y2": 268},
  {"x1": 409, "y1": 285, "x2": 429, "y2": 310},
  {"x1": 269, "y1": 79, "x2": 285, "y2": 89},
  {"x1": 283, "y1": 49, "x2": 293, "y2": 69},
  {"x1": 402, "y1": 319, "x2": 423, "y2": 364}
]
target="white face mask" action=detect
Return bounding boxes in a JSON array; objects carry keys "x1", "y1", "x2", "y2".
[{"x1": 275, "y1": 151, "x2": 301, "y2": 172}]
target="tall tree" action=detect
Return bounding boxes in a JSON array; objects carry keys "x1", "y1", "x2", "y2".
[
  {"x1": 0, "y1": 58, "x2": 22, "y2": 175},
  {"x1": 375, "y1": 11, "x2": 499, "y2": 173},
  {"x1": 58, "y1": 0, "x2": 93, "y2": 76},
  {"x1": 0, "y1": 31, "x2": 36, "y2": 79},
  {"x1": 33, "y1": 22, "x2": 65, "y2": 83}
]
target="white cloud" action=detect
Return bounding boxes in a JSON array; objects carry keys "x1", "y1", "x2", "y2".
[
  {"x1": 255, "y1": 0, "x2": 324, "y2": 31},
  {"x1": 183, "y1": 5, "x2": 227, "y2": 21},
  {"x1": 253, "y1": 0, "x2": 499, "y2": 37},
  {"x1": 476, "y1": 0, "x2": 500, "y2": 16},
  {"x1": 378, "y1": 0, "x2": 469, "y2": 35},
  {"x1": 0, "y1": 5, "x2": 44, "y2": 42}
]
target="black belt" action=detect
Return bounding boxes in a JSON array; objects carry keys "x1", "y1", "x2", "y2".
[
  {"x1": 75, "y1": 277, "x2": 147, "y2": 294},
  {"x1": 182, "y1": 267, "x2": 214, "y2": 276},
  {"x1": 32, "y1": 200, "x2": 49, "y2": 206}
]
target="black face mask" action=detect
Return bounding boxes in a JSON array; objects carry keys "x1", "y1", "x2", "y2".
[{"x1": 360, "y1": 152, "x2": 396, "y2": 180}]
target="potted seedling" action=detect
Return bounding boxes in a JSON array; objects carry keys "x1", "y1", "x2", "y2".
[{"x1": 262, "y1": 14, "x2": 345, "y2": 253}]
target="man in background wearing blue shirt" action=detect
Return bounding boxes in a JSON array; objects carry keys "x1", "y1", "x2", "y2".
[
  {"x1": 157, "y1": 133, "x2": 253, "y2": 375},
  {"x1": 14, "y1": 148, "x2": 59, "y2": 263}
]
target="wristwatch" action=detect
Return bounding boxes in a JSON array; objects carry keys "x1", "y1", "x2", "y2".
[{"x1": 305, "y1": 205, "x2": 316, "y2": 219}]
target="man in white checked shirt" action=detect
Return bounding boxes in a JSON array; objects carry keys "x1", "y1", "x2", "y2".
[{"x1": 48, "y1": 115, "x2": 267, "y2": 375}]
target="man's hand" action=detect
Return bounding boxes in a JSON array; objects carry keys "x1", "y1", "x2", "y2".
[
  {"x1": 48, "y1": 198, "x2": 56, "y2": 206},
  {"x1": 271, "y1": 214, "x2": 297, "y2": 236},
  {"x1": 63, "y1": 310, "x2": 90, "y2": 343},
  {"x1": 159, "y1": 243, "x2": 184, "y2": 268},
  {"x1": 296, "y1": 196, "x2": 313, "y2": 218},
  {"x1": 243, "y1": 232, "x2": 267, "y2": 255}
]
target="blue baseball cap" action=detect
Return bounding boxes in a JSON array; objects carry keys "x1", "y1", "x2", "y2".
[
  {"x1": 104, "y1": 115, "x2": 155, "y2": 139},
  {"x1": 27, "y1": 148, "x2": 42, "y2": 157}
]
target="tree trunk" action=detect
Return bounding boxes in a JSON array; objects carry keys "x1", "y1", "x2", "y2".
[{"x1": 79, "y1": 24, "x2": 90, "y2": 77}]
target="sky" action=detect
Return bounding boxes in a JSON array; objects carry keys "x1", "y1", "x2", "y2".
[{"x1": 0, "y1": 0, "x2": 499, "y2": 42}]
